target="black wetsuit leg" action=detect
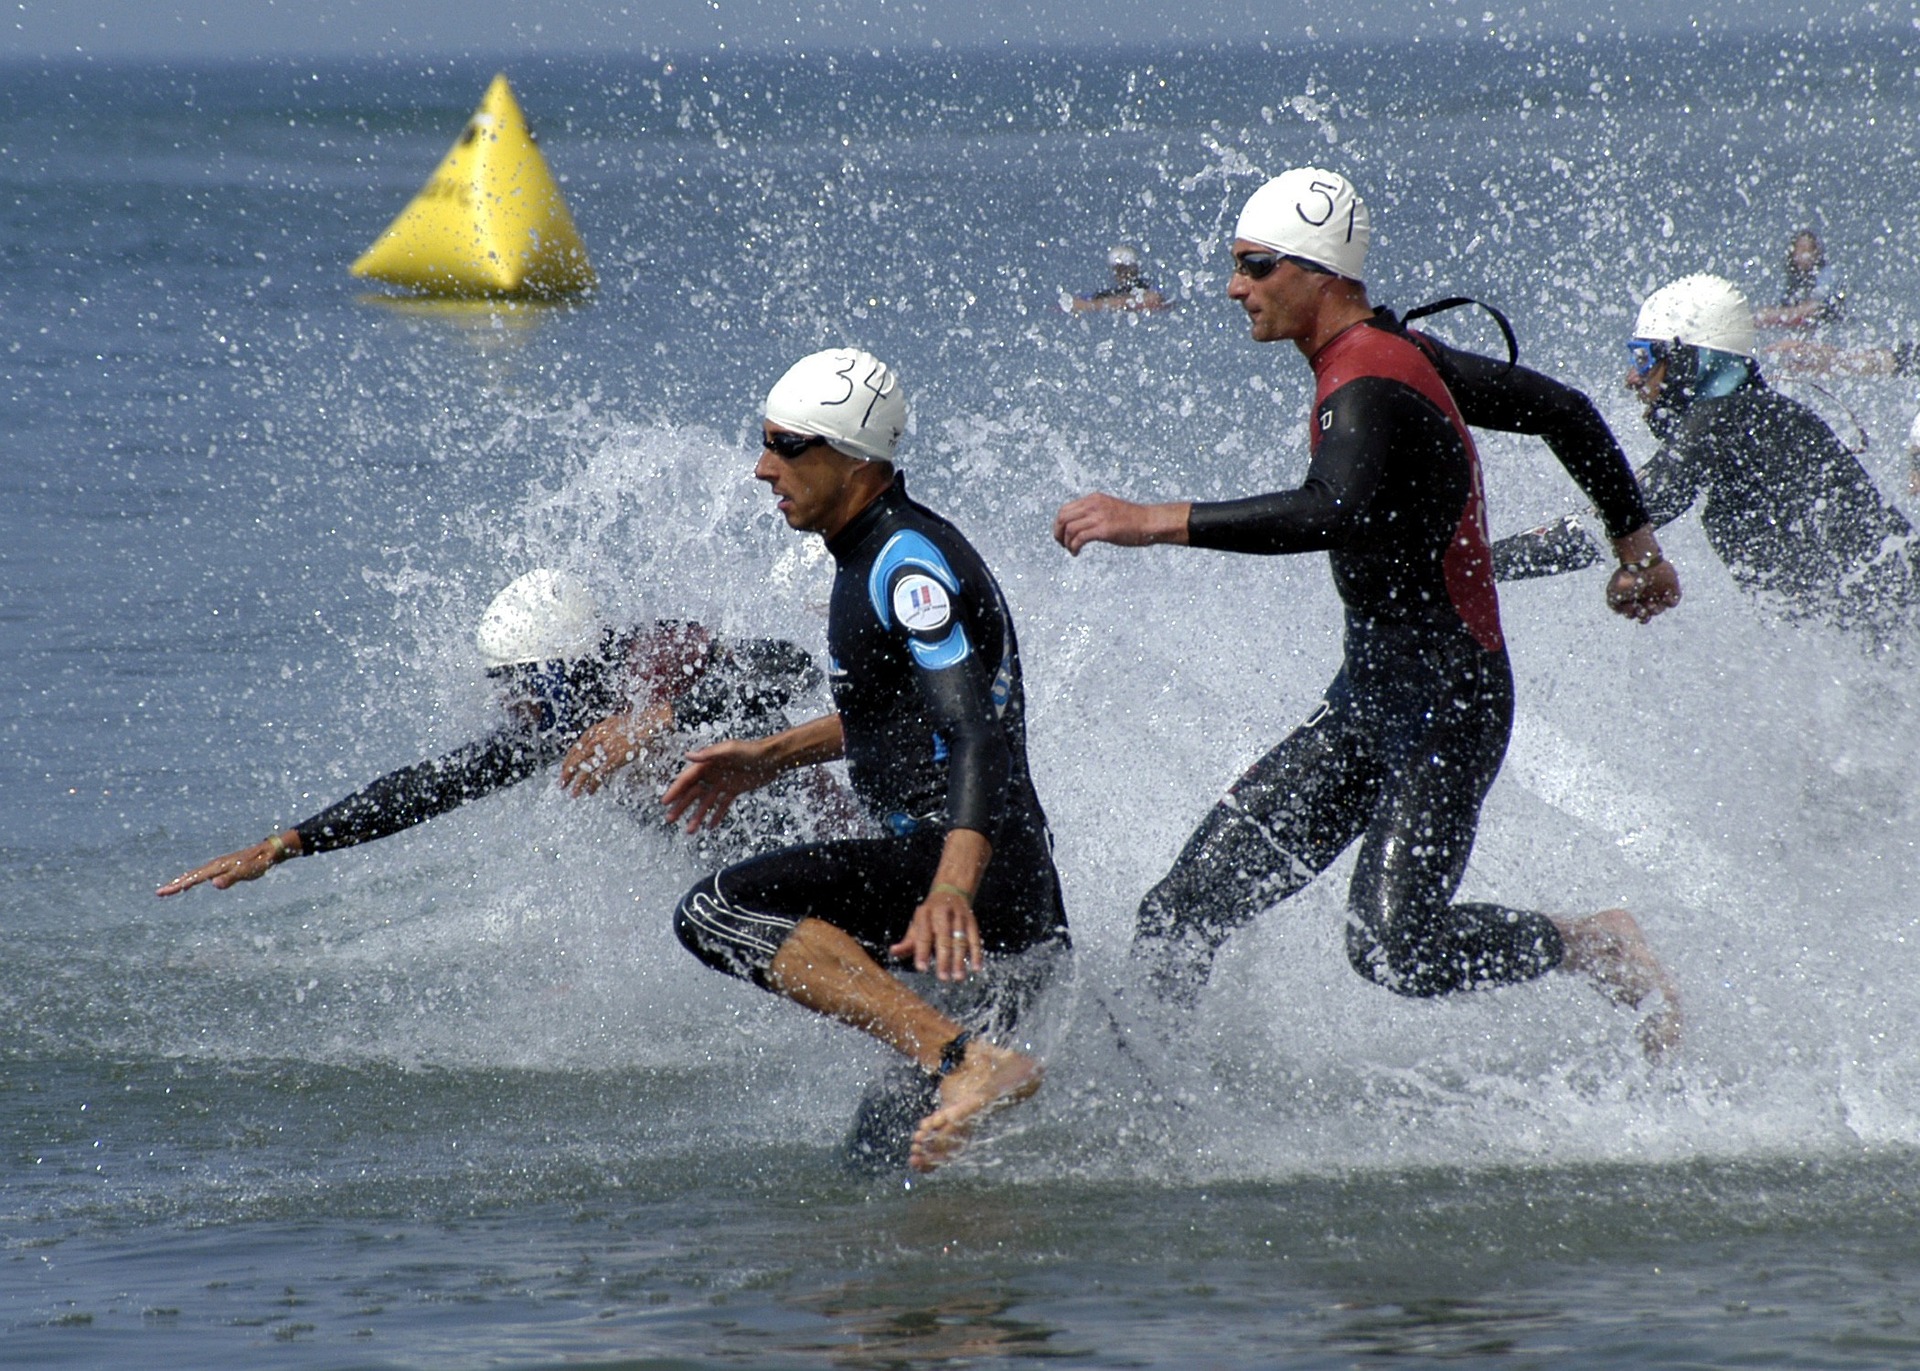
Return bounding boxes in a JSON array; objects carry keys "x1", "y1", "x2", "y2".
[
  {"x1": 1341, "y1": 635, "x2": 1564, "y2": 997},
  {"x1": 675, "y1": 829, "x2": 1066, "y2": 987},
  {"x1": 674, "y1": 829, "x2": 1068, "y2": 1171},
  {"x1": 1132, "y1": 669, "x2": 1382, "y2": 1005},
  {"x1": 1132, "y1": 626, "x2": 1565, "y2": 1005}
]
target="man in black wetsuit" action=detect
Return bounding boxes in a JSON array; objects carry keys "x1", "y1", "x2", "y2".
[
  {"x1": 1494, "y1": 273, "x2": 1917, "y2": 640},
  {"x1": 1053, "y1": 168, "x2": 1682, "y2": 1055},
  {"x1": 661, "y1": 348, "x2": 1069, "y2": 1172},
  {"x1": 156, "y1": 569, "x2": 825, "y2": 896}
]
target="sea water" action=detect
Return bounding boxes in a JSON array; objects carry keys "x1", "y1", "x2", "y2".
[{"x1": 6, "y1": 29, "x2": 1920, "y2": 1369}]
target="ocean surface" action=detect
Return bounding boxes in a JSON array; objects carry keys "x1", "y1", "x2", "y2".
[{"x1": 7, "y1": 28, "x2": 1920, "y2": 1369}]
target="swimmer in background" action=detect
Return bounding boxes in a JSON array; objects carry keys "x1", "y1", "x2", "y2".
[
  {"x1": 1496, "y1": 276, "x2": 1917, "y2": 639},
  {"x1": 1753, "y1": 229, "x2": 1846, "y2": 332},
  {"x1": 156, "y1": 569, "x2": 835, "y2": 895},
  {"x1": 1067, "y1": 244, "x2": 1173, "y2": 314}
]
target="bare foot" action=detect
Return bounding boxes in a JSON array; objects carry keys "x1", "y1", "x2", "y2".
[
  {"x1": 908, "y1": 1041, "x2": 1042, "y2": 1173},
  {"x1": 1556, "y1": 908, "x2": 1683, "y2": 1062}
]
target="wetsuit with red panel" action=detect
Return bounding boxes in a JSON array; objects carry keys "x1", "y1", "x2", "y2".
[{"x1": 1133, "y1": 315, "x2": 1574, "y2": 1005}]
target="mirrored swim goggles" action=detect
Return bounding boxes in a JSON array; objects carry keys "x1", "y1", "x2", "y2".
[
  {"x1": 1230, "y1": 249, "x2": 1335, "y2": 281},
  {"x1": 761, "y1": 430, "x2": 828, "y2": 459},
  {"x1": 1627, "y1": 338, "x2": 1671, "y2": 380}
]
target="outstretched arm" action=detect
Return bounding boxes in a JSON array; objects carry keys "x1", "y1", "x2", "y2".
[
  {"x1": 156, "y1": 828, "x2": 305, "y2": 896},
  {"x1": 661, "y1": 712, "x2": 846, "y2": 832},
  {"x1": 1053, "y1": 494, "x2": 1192, "y2": 555}
]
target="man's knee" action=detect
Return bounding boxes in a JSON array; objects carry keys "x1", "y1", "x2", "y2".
[{"x1": 674, "y1": 872, "x2": 792, "y2": 986}]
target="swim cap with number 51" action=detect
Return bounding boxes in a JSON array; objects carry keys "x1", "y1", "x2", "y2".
[{"x1": 1234, "y1": 168, "x2": 1370, "y2": 283}]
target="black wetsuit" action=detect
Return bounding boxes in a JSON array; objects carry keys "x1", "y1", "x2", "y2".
[
  {"x1": 675, "y1": 475, "x2": 1068, "y2": 985},
  {"x1": 1134, "y1": 312, "x2": 1650, "y2": 1006},
  {"x1": 1495, "y1": 372, "x2": 1915, "y2": 635},
  {"x1": 294, "y1": 624, "x2": 819, "y2": 856}
]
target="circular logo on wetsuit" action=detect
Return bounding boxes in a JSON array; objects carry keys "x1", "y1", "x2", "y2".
[{"x1": 891, "y1": 573, "x2": 952, "y2": 632}]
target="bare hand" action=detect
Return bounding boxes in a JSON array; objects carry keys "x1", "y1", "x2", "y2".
[
  {"x1": 1052, "y1": 493, "x2": 1189, "y2": 556},
  {"x1": 1606, "y1": 559, "x2": 1683, "y2": 623},
  {"x1": 660, "y1": 740, "x2": 778, "y2": 833},
  {"x1": 560, "y1": 713, "x2": 646, "y2": 797},
  {"x1": 155, "y1": 834, "x2": 295, "y2": 896},
  {"x1": 890, "y1": 887, "x2": 983, "y2": 982}
]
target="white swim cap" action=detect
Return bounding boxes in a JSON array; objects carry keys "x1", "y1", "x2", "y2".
[
  {"x1": 475, "y1": 569, "x2": 603, "y2": 669},
  {"x1": 1633, "y1": 274, "x2": 1756, "y2": 358},
  {"x1": 764, "y1": 348, "x2": 908, "y2": 464},
  {"x1": 1234, "y1": 168, "x2": 1370, "y2": 282},
  {"x1": 1107, "y1": 244, "x2": 1141, "y2": 269}
]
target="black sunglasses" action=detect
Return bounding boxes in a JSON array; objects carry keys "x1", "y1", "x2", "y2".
[
  {"x1": 1231, "y1": 250, "x2": 1333, "y2": 281},
  {"x1": 761, "y1": 430, "x2": 827, "y2": 459}
]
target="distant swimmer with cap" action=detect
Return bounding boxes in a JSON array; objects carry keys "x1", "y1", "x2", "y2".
[
  {"x1": 156, "y1": 569, "x2": 830, "y2": 895},
  {"x1": 1068, "y1": 244, "x2": 1173, "y2": 314},
  {"x1": 1496, "y1": 274, "x2": 1918, "y2": 638},
  {"x1": 661, "y1": 349, "x2": 1070, "y2": 1172},
  {"x1": 1753, "y1": 229, "x2": 1846, "y2": 332},
  {"x1": 1053, "y1": 168, "x2": 1683, "y2": 1057}
]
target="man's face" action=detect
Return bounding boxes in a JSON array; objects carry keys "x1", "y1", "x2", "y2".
[
  {"x1": 1628, "y1": 354, "x2": 1668, "y2": 413},
  {"x1": 1226, "y1": 239, "x2": 1324, "y2": 344},
  {"x1": 755, "y1": 425, "x2": 859, "y2": 535},
  {"x1": 1789, "y1": 233, "x2": 1820, "y2": 273}
]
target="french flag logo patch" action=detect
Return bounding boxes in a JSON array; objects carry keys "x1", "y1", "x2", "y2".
[{"x1": 892, "y1": 572, "x2": 953, "y2": 632}]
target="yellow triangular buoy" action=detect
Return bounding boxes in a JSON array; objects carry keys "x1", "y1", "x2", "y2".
[{"x1": 350, "y1": 74, "x2": 595, "y2": 298}]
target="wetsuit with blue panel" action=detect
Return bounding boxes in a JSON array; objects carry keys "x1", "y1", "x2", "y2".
[
  {"x1": 672, "y1": 474, "x2": 1068, "y2": 1168},
  {"x1": 675, "y1": 473, "x2": 1068, "y2": 981},
  {"x1": 1134, "y1": 311, "x2": 1651, "y2": 1006}
]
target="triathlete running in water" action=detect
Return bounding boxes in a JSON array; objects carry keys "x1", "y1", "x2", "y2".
[
  {"x1": 1054, "y1": 168, "x2": 1682, "y2": 1057},
  {"x1": 661, "y1": 349, "x2": 1069, "y2": 1172},
  {"x1": 1495, "y1": 274, "x2": 1918, "y2": 640},
  {"x1": 156, "y1": 569, "x2": 828, "y2": 896}
]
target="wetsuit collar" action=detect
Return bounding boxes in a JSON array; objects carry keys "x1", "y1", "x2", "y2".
[
  {"x1": 1306, "y1": 315, "x2": 1380, "y2": 371},
  {"x1": 825, "y1": 471, "x2": 908, "y2": 561}
]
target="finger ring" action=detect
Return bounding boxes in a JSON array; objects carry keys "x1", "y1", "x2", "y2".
[{"x1": 950, "y1": 931, "x2": 967, "y2": 940}]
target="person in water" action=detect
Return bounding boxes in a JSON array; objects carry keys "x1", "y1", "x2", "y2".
[
  {"x1": 1052, "y1": 168, "x2": 1682, "y2": 1057},
  {"x1": 661, "y1": 349, "x2": 1070, "y2": 1173},
  {"x1": 1495, "y1": 274, "x2": 1917, "y2": 639},
  {"x1": 1753, "y1": 229, "x2": 1846, "y2": 332},
  {"x1": 1068, "y1": 244, "x2": 1172, "y2": 314},
  {"x1": 156, "y1": 569, "x2": 827, "y2": 896}
]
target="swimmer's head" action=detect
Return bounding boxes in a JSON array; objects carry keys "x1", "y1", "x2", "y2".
[
  {"x1": 477, "y1": 569, "x2": 607, "y2": 733},
  {"x1": 1630, "y1": 275, "x2": 1756, "y2": 426},
  {"x1": 477, "y1": 569, "x2": 604, "y2": 669},
  {"x1": 763, "y1": 348, "x2": 908, "y2": 464},
  {"x1": 1633, "y1": 274, "x2": 1756, "y2": 359},
  {"x1": 1107, "y1": 244, "x2": 1142, "y2": 279},
  {"x1": 1233, "y1": 168, "x2": 1370, "y2": 283}
]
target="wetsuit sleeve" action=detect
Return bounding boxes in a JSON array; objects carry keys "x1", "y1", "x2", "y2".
[
  {"x1": 1634, "y1": 441, "x2": 1707, "y2": 531},
  {"x1": 1186, "y1": 377, "x2": 1430, "y2": 555},
  {"x1": 882, "y1": 562, "x2": 1011, "y2": 836},
  {"x1": 1418, "y1": 335, "x2": 1651, "y2": 538},
  {"x1": 1489, "y1": 514, "x2": 1605, "y2": 581},
  {"x1": 669, "y1": 638, "x2": 822, "y2": 731},
  {"x1": 293, "y1": 729, "x2": 556, "y2": 853}
]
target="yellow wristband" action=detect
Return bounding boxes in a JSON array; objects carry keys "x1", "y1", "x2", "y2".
[
  {"x1": 930, "y1": 881, "x2": 974, "y2": 905},
  {"x1": 266, "y1": 832, "x2": 291, "y2": 861}
]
